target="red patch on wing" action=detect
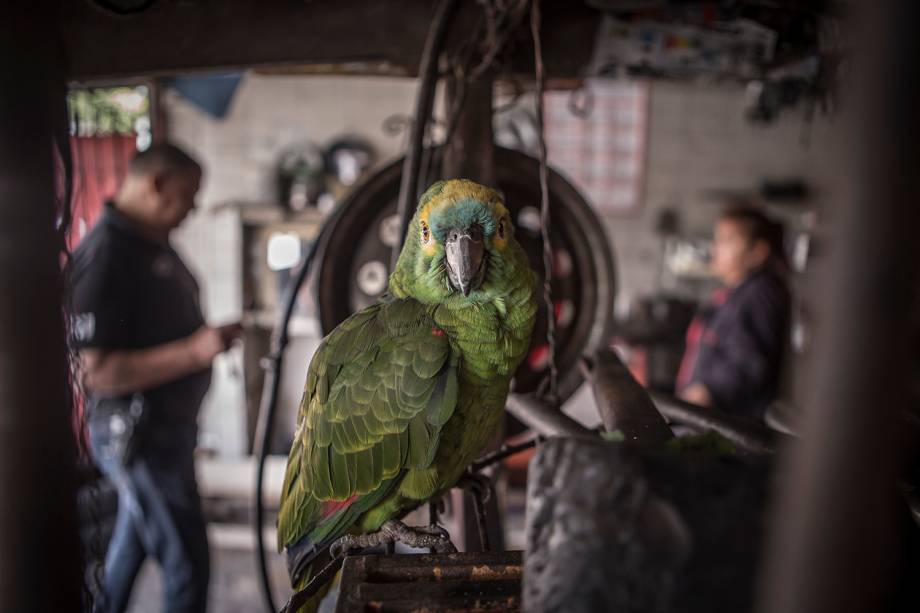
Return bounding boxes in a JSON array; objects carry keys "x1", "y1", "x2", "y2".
[
  {"x1": 322, "y1": 495, "x2": 359, "y2": 518},
  {"x1": 431, "y1": 327, "x2": 445, "y2": 337}
]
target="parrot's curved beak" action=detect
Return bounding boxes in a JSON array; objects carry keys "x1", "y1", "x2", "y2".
[{"x1": 444, "y1": 225, "x2": 486, "y2": 296}]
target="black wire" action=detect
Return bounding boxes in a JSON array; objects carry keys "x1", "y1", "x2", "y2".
[
  {"x1": 470, "y1": 437, "x2": 539, "y2": 473},
  {"x1": 394, "y1": 0, "x2": 462, "y2": 267},
  {"x1": 468, "y1": 0, "x2": 530, "y2": 80},
  {"x1": 252, "y1": 208, "x2": 343, "y2": 613},
  {"x1": 530, "y1": 0, "x2": 559, "y2": 406},
  {"x1": 471, "y1": 487, "x2": 491, "y2": 552}
]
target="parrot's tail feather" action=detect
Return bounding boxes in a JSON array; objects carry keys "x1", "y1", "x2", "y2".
[
  {"x1": 286, "y1": 534, "x2": 321, "y2": 586},
  {"x1": 286, "y1": 563, "x2": 336, "y2": 613},
  {"x1": 284, "y1": 552, "x2": 343, "y2": 613}
]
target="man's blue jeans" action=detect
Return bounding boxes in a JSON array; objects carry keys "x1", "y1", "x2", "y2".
[{"x1": 89, "y1": 417, "x2": 209, "y2": 613}]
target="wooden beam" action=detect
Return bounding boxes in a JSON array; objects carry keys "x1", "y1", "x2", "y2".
[
  {"x1": 0, "y1": 4, "x2": 83, "y2": 611},
  {"x1": 61, "y1": 0, "x2": 599, "y2": 81},
  {"x1": 62, "y1": 0, "x2": 435, "y2": 80}
]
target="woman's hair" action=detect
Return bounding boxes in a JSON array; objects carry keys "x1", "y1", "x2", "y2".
[{"x1": 720, "y1": 204, "x2": 788, "y2": 270}]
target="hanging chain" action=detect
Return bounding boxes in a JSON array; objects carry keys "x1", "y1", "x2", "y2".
[
  {"x1": 63, "y1": 89, "x2": 107, "y2": 611},
  {"x1": 530, "y1": 0, "x2": 559, "y2": 405}
]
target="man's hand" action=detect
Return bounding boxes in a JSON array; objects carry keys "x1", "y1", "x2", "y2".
[
  {"x1": 217, "y1": 322, "x2": 244, "y2": 349},
  {"x1": 188, "y1": 323, "x2": 244, "y2": 369},
  {"x1": 81, "y1": 324, "x2": 245, "y2": 396},
  {"x1": 679, "y1": 382, "x2": 713, "y2": 408}
]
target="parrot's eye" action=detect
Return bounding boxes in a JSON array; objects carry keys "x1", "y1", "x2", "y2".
[
  {"x1": 420, "y1": 221, "x2": 431, "y2": 244},
  {"x1": 497, "y1": 219, "x2": 506, "y2": 239}
]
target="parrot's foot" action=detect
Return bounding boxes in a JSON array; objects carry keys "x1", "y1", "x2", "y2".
[
  {"x1": 330, "y1": 520, "x2": 457, "y2": 559},
  {"x1": 456, "y1": 471, "x2": 493, "y2": 503}
]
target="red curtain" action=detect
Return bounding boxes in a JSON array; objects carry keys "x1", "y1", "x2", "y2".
[
  {"x1": 68, "y1": 134, "x2": 137, "y2": 250},
  {"x1": 67, "y1": 133, "x2": 137, "y2": 456}
]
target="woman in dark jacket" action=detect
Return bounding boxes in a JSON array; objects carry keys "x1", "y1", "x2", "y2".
[{"x1": 677, "y1": 206, "x2": 791, "y2": 420}]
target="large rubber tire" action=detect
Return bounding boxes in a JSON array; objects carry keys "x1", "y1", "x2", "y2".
[{"x1": 314, "y1": 146, "x2": 617, "y2": 403}]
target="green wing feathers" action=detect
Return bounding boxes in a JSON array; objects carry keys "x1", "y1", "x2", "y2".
[{"x1": 277, "y1": 299, "x2": 458, "y2": 552}]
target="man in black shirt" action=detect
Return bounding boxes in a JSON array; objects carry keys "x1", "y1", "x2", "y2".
[{"x1": 71, "y1": 144, "x2": 240, "y2": 613}]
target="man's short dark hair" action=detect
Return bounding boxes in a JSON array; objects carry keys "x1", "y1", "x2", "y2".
[{"x1": 128, "y1": 143, "x2": 201, "y2": 178}]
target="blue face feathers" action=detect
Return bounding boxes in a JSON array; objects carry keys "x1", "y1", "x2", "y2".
[{"x1": 428, "y1": 198, "x2": 498, "y2": 243}]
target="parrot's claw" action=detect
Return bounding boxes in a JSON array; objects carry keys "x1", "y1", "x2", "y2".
[
  {"x1": 456, "y1": 471, "x2": 493, "y2": 504},
  {"x1": 382, "y1": 520, "x2": 457, "y2": 553},
  {"x1": 329, "y1": 520, "x2": 457, "y2": 559},
  {"x1": 418, "y1": 523, "x2": 453, "y2": 540},
  {"x1": 329, "y1": 533, "x2": 374, "y2": 559}
]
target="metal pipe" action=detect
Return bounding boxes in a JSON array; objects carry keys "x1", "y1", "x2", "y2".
[
  {"x1": 393, "y1": 0, "x2": 461, "y2": 266},
  {"x1": 755, "y1": 2, "x2": 920, "y2": 611},
  {"x1": 441, "y1": 72, "x2": 496, "y2": 185},
  {"x1": 505, "y1": 393, "x2": 597, "y2": 439},
  {"x1": 0, "y1": 4, "x2": 83, "y2": 610},
  {"x1": 649, "y1": 392, "x2": 785, "y2": 455},
  {"x1": 471, "y1": 437, "x2": 538, "y2": 473},
  {"x1": 581, "y1": 349, "x2": 673, "y2": 445}
]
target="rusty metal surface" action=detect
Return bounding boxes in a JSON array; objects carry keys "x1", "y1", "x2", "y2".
[
  {"x1": 337, "y1": 551, "x2": 522, "y2": 612},
  {"x1": 582, "y1": 349, "x2": 673, "y2": 445}
]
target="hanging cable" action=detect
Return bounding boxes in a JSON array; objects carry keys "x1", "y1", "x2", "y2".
[
  {"x1": 252, "y1": 208, "x2": 343, "y2": 613},
  {"x1": 530, "y1": 0, "x2": 559, "y2": 405},
  {"x1": 394, "y1": 0, "x2": 462, "y2": 266}
]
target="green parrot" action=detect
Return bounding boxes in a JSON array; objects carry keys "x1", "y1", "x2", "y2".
[{"x1": 277, "y1": 179, "x2": 537, "y2": 609}]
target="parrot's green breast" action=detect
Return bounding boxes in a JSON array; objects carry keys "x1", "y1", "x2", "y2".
[{"x1": 361, "y1": 279, "x2": 537, "y2": 528}]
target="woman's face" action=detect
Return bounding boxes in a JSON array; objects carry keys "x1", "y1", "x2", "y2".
[{"x1": 711, "y1": 218, "x2": 768, "y2": 286}]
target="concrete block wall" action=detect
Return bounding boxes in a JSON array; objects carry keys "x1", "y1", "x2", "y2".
[
  {"x1": 607, "y1": 80, "x2": 836, "y2": 309},
  {"x1": 167, "y1": 73, "x2": 417, "y2": 210},
  {"x1": 165, "y1": 74, "x2": 418, "y2": 457},
  {"x1": 595, "y1": 80, "x2": 836, "y2": 420}
]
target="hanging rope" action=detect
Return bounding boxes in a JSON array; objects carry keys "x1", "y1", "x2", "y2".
[
  {"x1": 530, "y1": 0, "x2": 559, "y2": 405},
  {"x1": 59, "y1": 86, "x2": 109, "y2": 612}
]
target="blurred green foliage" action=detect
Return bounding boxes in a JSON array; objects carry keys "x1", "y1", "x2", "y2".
[{"x1": 68, "y1": 87, "x2": 149, "y2": 136}]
